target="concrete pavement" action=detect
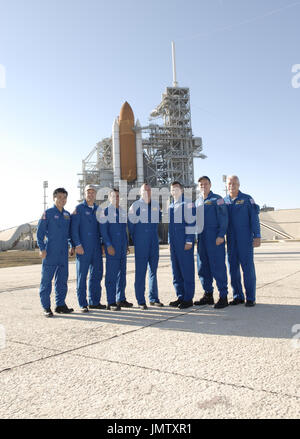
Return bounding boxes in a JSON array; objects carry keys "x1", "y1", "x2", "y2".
[{"x1": 0, "y1": 242, "x2": 299, "y2": 419}]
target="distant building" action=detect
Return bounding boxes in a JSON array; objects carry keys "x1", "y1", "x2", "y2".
[{"x1": 260, "y1": 205, "x2": 275, "y2": 212}]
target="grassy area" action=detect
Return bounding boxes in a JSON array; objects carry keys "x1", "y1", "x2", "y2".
[
  {"x1": 0, "y1": 246, "x2": 139, "y2": 268},
  {"x1": 0, "y1": 250, "x2": 76, "y2": 268},
  {"x1": 0, "y1": 250, "x2": 41, "y2": 268}
]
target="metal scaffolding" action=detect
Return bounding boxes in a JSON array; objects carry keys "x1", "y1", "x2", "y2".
[
  {"x1": 77, "y1": 138, "x2": 113, "y2": 201},
  {"x1": 140, "y1": 86, "x2": 205, "y2": 188}
]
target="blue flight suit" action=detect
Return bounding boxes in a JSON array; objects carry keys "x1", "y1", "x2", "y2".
[
  {"x1": 37, "y1": 206, "x2": 71, "y2": 310},
  {"x1": 196, "y1": 191, "x2": 228, "y2": 298},
  {"x1": 224, "y1": 191, "x2": 261, "y2": 302},
  {"x1": 128, "y1": 199, "x2": 161, "y2": 305},
  {"x1": 168, "y1": 196, "x2": 196, "y2": 302},
  {"x1": 71, "y1": 200, "x2": 103, "y2": 308},
  {"x1": 100, "y1": 204, "x2": 128, "y2": 305}
]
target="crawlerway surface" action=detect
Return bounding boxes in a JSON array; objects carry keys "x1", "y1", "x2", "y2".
[{"x1": 0, "y1": 242, "x2": 299, "y2": 419}]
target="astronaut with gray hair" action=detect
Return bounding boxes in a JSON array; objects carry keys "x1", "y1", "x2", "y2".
[{"x1": 224, "y1": 175, "x2": 261, "y2": 307}]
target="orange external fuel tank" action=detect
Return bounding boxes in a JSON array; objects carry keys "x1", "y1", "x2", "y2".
[{"x1": 119, "y1": 101, "x2": 137, "y2": 182}]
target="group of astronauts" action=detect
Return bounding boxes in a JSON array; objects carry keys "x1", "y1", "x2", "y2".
[{"x1": 37, "y1": 175, "x2": 261, "y2": 317}]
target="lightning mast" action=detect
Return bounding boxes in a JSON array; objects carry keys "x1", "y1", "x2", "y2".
[{"x1": 171, "y1": 41, "x2": 178, "y2": 87}]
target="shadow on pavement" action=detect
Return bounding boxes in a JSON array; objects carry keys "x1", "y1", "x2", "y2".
[{"x1": 55, "y1": 303, "x2": 300, "y2": 340}]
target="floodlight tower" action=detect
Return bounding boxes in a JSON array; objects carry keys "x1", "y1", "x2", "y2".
[{"x1": 43, "y1": 181, "x2": 48, "y2": 211}]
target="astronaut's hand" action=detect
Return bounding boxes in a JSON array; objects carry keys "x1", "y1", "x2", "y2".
[
  {"x1": 107, "y1": 245, "x2": 116, "y2": 256},
  {"x1": 216, "y1": 237, "x2": 224, "y2": 246},
  {"x1": 184, "y1": 243, "x2": 193, "y2": 251},
  {"x1": 75, "y1": 245, "x2": 84, "y2": 255},
  {"x1": 253, "y1": 238, "x2": 261, "y2": 248},
  {"x1": 39, "y1": 250, "x2": 47, "y2": 259}
]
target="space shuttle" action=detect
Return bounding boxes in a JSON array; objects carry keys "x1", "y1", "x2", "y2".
[{"x1": 112, "y1": 101, "x2": 144, "y2": 187}]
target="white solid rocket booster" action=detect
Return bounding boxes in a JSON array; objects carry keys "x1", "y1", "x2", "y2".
[{"x1": 112, "y1": 117, "x2": 121, "y2": 187}]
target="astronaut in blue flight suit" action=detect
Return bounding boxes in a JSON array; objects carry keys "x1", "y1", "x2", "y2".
[
  {"x1": 71, "y1": 184, "x2": 104, "y2": 312},
  {"x1": 128, "y1": 183, "x2": 163, "y2": 310},
  {"x1": 37, "y1": 187, "x2": 74, "y2": 317},
  {"x1": 168, "y1": 181, "x2": 196, "y2": 309},
  {"x1": 224, "y1": 175, "x2": 261, "y2": 307},
  {"x1": 99, "y1": 188, "x2": 132, "y2": 311},
  {"x1": 194, "y1": 176, "x2": 229, "y2": 309}
]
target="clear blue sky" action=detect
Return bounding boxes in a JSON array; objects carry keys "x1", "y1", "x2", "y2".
[{"x1": 0, "y1": 0, "x2": 300, "y2": 230}]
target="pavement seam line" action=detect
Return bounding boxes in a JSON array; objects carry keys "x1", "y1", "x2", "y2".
[
  {"x1": 1, "y1": 266, "x2": 299, "y2": 294},
  {"x1": 3, "y1": 337, "x2": 299, "y2": 401},
  {"x1": 66, "y1": 352, "x2": 300, "y2": 401},
  {"x1": 2, "y1": 267, "x2": 299, "y2": 393},
  {"x1": 0, "y1": 306, "x2": 203, "y2": 373},
  {"x1": 256, "y1": 269, "x2": 300, "y2": 290},
  {"x1": 2, "y1": 306, "x2": 300, "y2": 401},
  {"x1": 2, "y1": 307, "x2": 299, "y2": 401},
  {"x1": 0, "y1": 265, "x2": 171, "y2": 293},
  {"x1": 2, "y1": 264, "x2": 299, "y2": 374}
]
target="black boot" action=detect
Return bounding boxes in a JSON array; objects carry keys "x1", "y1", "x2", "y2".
[
  {"x1": 194, "y1": 293, "x2": 214, "y2": 306},
  {"x1": 55, "y1": 305, "x2": 74, "y2": 314},
  {"x1": 214, "y1": 297, "x2": 228, "y2": 309}
]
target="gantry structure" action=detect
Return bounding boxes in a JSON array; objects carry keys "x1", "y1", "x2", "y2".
[
  {"x1": 78, "y1": 137, "x2": 113, "y2": 201},
  {"x1": 140, "y1": 85, "x2": 205, "y2": 188}
]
